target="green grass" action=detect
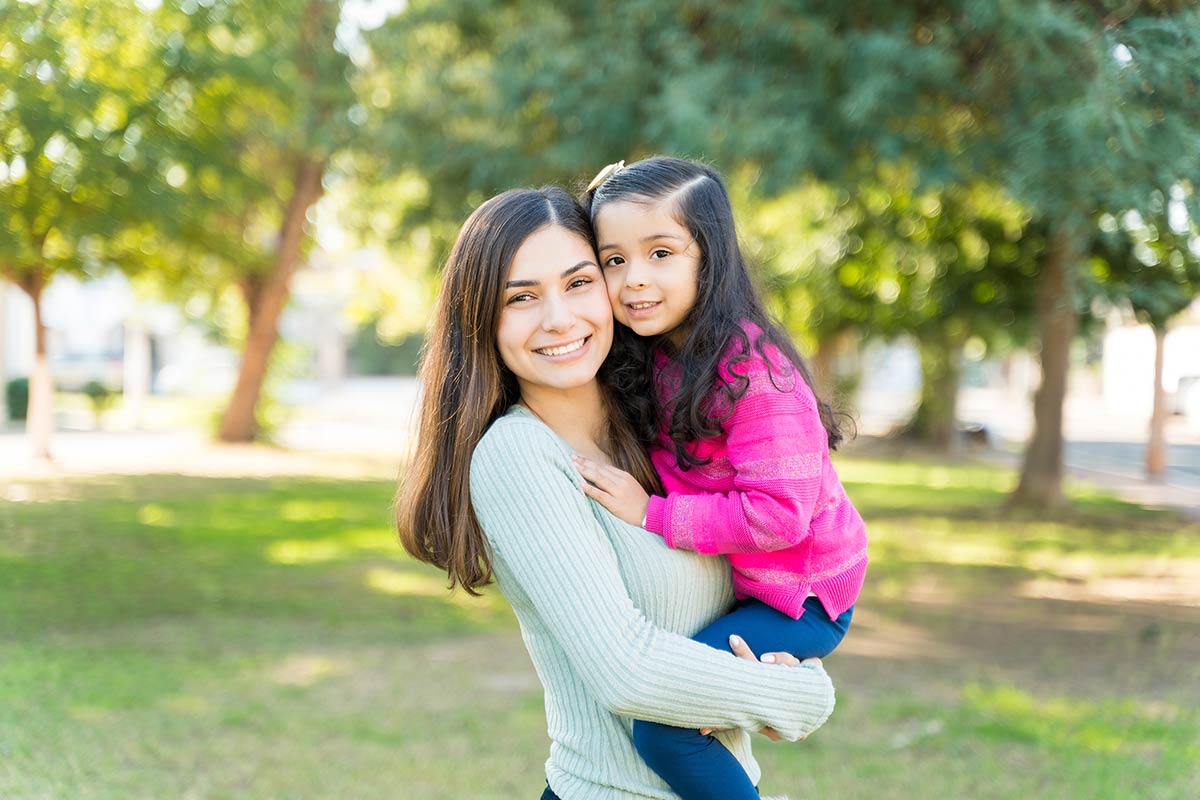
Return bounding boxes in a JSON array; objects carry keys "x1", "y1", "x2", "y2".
[{"x1": 1, "y1": 458, "x2": 1198, "y2": 799}]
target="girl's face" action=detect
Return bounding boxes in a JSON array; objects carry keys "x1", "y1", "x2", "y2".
[
  {"x1": 496, "y1": 224, "x2": 613, "y2": 394},
  {"x1": 593, "y1": 198, "x2": 701, "y2": 343}
]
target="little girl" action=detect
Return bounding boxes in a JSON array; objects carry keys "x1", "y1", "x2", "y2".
[{"x1": 573, "y1": 156, "x2": 869, "y2": 800}]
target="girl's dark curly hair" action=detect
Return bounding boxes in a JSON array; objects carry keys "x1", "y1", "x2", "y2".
[{"x1": 582, "y1": 156, "x2": 847, "y2": 468}]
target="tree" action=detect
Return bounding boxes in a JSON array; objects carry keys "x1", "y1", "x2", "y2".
[
  {"x1": 848, "y1": 183, "x2": 1041, "y2": 451},
  {"x1": 0, "y1": 0, "x2": 175, "y2": 458},
  {"x1": 136, "y1": 0, "x2": 360, "y2": 442},
  {"x1": 367, "y1": 1, "x2": 1200, "y2": 508},
  {"x1": 1091, "y1": 192, "x2": 1200, "y2": 479}
]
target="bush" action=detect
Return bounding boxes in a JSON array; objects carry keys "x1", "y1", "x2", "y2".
[
  {"x1": 6, "y1": 378, "x2": 29, "y2": 421},
  {"x1": 82, "y1": 380, "x2": 119, "y2": 427},
  {"x1": 347, "y1": 323, "x2": 424, "y2": 376}
]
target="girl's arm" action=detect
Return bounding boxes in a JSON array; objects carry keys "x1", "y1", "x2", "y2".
[
  {"x1": 470, "y1": 418, "x2": 835, "y2": 741},
  {"x1": 645, "y1": 353, "x2": 828, "y2": 556}
]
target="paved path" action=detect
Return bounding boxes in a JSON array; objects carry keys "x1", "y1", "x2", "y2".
[{"x1": 2, "y1": 376, "x2": 1197, "y2": 519}]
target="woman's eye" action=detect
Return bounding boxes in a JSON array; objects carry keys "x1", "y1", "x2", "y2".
[
  {"x1": 568, "y1": 277, "x2": 592, "y2": 290},
  {"x1": 507, "y1": 293, "x2": 533, "y2": 305}
]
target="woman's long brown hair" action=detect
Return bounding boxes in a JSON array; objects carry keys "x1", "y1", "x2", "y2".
[{"x1": 396, "y1": 186, "x2": 661, "y2": 595}]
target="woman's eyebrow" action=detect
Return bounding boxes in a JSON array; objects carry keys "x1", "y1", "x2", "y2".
[
  {"x1": 505, "y1": 260, "x2": 596, "y2": 289},
  {"x1": 561, "y1": 260, "x2": 596, "y2": 277}
]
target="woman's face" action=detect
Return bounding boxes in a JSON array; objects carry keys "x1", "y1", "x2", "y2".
[{"x1": 496, "y1": 224, "x2": 613, "y2": 394}]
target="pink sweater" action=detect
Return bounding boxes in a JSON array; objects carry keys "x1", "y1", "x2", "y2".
[{"x1": 643, "y1": 327, "x2": 868, "y2": 620}]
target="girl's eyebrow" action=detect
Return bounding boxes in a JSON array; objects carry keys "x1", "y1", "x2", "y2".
[
  {"x1": 597, "y1": 233, "x2": 685, "y2": 251},
  {"x1": 505, "y1": 260, "x2": 596, "y2": 289}
]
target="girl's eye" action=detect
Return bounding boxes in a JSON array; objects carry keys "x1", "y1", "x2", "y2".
[
  {"x1": 650, "y1": 248, "x2": 671, "y2": 259},
  {"x1": 567, "y1": 277, "x2": 592, "y2": 290},
  {"x1": 603, "y1": 255, "x2": 625, "y2": 268}
]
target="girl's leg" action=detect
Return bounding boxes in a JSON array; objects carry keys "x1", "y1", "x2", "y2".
[
  {"x1": 632, "y1": 597, "x2": 853, "y2": 800},
  {"x1": 693, "y1": 596, "x2": 853, "y2": 659}
]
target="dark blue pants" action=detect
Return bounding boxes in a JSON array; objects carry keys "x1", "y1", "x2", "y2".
[{"x1": 631, "y1": 596, "x2": 853, "y2": 800}]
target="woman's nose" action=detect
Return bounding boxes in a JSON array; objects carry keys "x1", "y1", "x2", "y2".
[{"x1": 541, "y1": 294, "x2": 575, "y2": 331}]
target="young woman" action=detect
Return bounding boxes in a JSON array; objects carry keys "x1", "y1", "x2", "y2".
[{"x1": 396, "y1": 185, "x2": 835, "y2": 799}]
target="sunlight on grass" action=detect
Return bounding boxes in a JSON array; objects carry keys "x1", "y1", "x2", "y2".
[
  {"x1": 137, "y1": 503, "x2": 177, "y2": 527},
  {"x1": 839, "y1": 457, "x2": 1013, "y2": 492},
  {"x1": 267, "y1": 539, "x2": 349, "y2": 564},
  {"x1": 266, "y1": 528, "x2": 401, "y2": 564},
  {"x1": 270, "y1": 654, "x2": 349, "y2": 687},
  {"x1": 366, "y1": 567, "x2": 454, "y2": 599},
  {"x1": 159, "y1": 693, "x2": 211, "y2": 716},
  {"x1": 1020, "y1": 574, "x2": 1200, "y2": 606},
  {"x1": 279, "y1": 499, "x2": 349, "y2": 522},
  {"x1": 365, "y1": 567, "x2": 508, "y2": 612},
  {"x1": 962, "y1": 684, "x2": 1199, "y2": 760}
]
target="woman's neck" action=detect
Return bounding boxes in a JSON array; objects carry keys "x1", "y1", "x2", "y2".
[{"x1": 519, "y1": 380, "x2": 611, "y2": 464}]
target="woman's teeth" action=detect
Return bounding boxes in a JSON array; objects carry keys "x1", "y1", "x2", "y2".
[{"x1": 536, "y1": 337, "x2": 587, "y2": 356}]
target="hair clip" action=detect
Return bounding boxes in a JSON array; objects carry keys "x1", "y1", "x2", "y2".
[{"x1": 586, "y1": 160, "x2": 625, "y2": 192}]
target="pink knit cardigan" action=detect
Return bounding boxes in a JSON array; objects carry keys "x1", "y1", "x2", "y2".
[{"x1": 643, "y1": 326, "x2": 868, "y2": 620}]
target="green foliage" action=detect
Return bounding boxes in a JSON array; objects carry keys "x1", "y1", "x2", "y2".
[
  {"x1": 81, "y1": 379, "x2": 118, "y2": 424},
  {"x1": 5, "y1": 378, "x2": 29, "y2": 421},
  {"x1": 0, "y1": 0, "x2": 180, "y2": 286},
  {"x1": 368, "y1": 0, "x2": 1200, "y2": 386},
  {"x1": 347, "y1": 323, "x2": 424, "y2": 376},
  {"x1": 1090, "y1": 190, "x2": 1200, "y2": 330},
  {"x1": 130, "y1": 0, "x2": 360, "y2": 301}
]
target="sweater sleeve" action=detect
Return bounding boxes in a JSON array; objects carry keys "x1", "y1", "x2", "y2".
[
  {"x1": 469, "y1": 418, "x2": 835, "y2": 741},
  {"x1": 645, "y1": 351, "x2": 827, "y2": 556}
]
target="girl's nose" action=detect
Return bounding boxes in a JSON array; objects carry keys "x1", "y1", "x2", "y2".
[{"x1": 625, "y1": 260, "x2": 650, "y2": 289}]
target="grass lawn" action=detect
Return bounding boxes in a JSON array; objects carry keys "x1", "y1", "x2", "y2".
[{"x1": 1, "y1": 458, "x2": 1198, "y2": 799}]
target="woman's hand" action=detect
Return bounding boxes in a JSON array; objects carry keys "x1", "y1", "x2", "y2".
[
  {"x1": 571, "y1": 454, "x2": 650, "y2": 528},
  {"x1": 699, "y1": 636, "x2": 822, "y2": 741}
]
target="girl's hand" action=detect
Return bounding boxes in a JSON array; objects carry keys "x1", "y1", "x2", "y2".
[
  {"x1": 698, "y1": 637, "x2": 820, "y2": 741},
  {"x1": 571, "y1": 454, "x2": 651, "y2": 528}
]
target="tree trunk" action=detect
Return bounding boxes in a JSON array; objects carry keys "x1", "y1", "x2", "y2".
[
  {"x1": 15, "y1": 270, "x2": 53, "y2": 461},
  {"x1": 1010, "y1": 221, "x2": 1086, "y2": 509},
  {"x1": 909, "y1": 331, "x2": 964, "y2": 453},
  {"x1": 1146, "y1": 324, "x2": 1167, "y2": 480},
  {"x1": 813, "y1": 332, "x2": 839, "y2": 397},
  {"x1": 812, "y1": 328, "x2": 860, "y2": 404},
  {"x1": 122, "y1": 316, "x2": 152, "y2": 429},
  {"x1": 0, "y1": 278, "x2": 8, "y2": 424},
  {"x1": 216, "y1": 158, "x2": 324, "y2": 442}
]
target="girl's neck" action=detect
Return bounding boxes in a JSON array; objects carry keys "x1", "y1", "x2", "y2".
[
  {"x1": 519, "y1": 380, "x2": 612, "y2": 464},
  {"x1": 662, "y1": 323, "x2": 690, "y2": 352}
]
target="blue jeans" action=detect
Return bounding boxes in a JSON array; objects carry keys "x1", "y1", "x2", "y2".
[{"x1": 631, "y1": 596, "x2": 853, "y2": 800}]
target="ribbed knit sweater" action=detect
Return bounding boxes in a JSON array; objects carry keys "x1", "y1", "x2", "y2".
[
  {"x1": 644, "y1": 326, "x2": 869, "y2": 621},
  {"x1": 469, "y1": 405, "x2": 837, "y2": 800}
]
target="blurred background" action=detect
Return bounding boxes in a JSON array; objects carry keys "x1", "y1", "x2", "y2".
[{"x1": 1, "y1": 2, "x2": 1198, "y2": 798}]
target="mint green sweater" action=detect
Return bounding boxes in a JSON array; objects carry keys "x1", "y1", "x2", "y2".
[{"x1": 469, "y1": 406, "x2": 837, "y2": 799}]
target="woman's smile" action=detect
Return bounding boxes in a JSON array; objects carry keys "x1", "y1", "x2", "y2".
[{"x1": 534, "y1": 335, "x2": 592, "y2": 359}]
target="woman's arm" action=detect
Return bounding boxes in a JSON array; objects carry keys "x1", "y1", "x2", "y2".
[{"x1": 470, "y1": 418, "x2": 835, "y2": 741}]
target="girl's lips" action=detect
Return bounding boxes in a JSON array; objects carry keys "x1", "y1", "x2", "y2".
[
  {"x1": 624, "y1": 300, "x2": 662, "y2": 319},
  {"x1": 534, "y1": 335, "x2": 592, "y2": 361}
]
